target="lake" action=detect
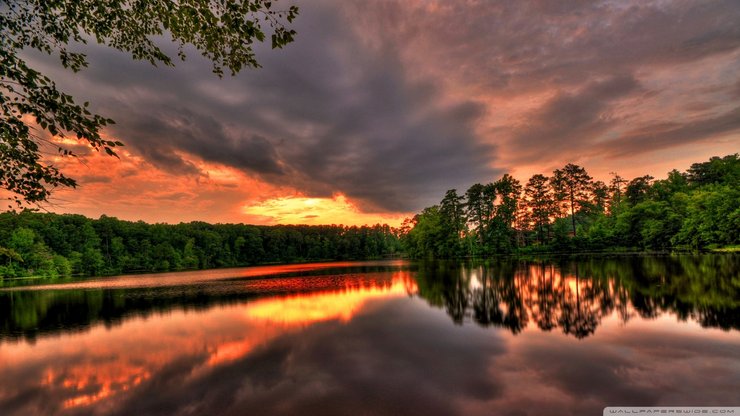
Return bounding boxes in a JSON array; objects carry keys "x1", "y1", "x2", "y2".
[{"x1": 1, "y1": 255, "x2": 738, "y2": 415}]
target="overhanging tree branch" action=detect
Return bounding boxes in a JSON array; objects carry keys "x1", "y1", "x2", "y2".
[{"x1": 0, "y1": 0, "x2": 299, "y2": 206}]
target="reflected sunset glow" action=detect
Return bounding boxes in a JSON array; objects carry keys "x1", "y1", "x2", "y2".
[
  {"x1": 206, "y1": 274, "x2": 416, "y2": 367},
  {"x1": 0, "y1": 270, "x2": 415, "y2": 412},
  {"x1": 246, "y1": 274, "x2": 417, "y2": 324},
  {"x1": 61, "y1": 364, "x2": 149, "y2": 409}
]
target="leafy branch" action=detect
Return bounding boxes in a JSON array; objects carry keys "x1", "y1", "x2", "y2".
[{"x1": 0, "y1": 0, "x2": 299, "y2": 206}]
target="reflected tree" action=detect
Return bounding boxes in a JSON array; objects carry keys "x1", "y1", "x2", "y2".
[{"x1": 413, "y1": 254, "x2": 739, "y2": 339}]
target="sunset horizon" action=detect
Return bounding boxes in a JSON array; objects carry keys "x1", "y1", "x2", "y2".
[{"x1": 35, "y1": 152, "x2": 736, "y2": 227}]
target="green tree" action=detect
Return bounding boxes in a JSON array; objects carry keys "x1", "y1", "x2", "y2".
[
  {"x1": 439, "y1": 189, "x2": 467, "y2": 256},
  {"x1": 523, "y1": 174, "x2": 555, "y2": 244},
  {"x1": 401, "y1": 206, "x2": 446, "y2": 258},
  {"x1": 672, "y1": 185, "x2": 740, "y2": 249},
  {"x1": 6, "y1": 226, "x2": 64, "y2": 276},
  {"x1": 626, "y1": 175, "x2": 654, "y2": 205},
  {"x1": 489, "y1": 174, "x2": 522, "y2": 252},
  {"x1": 632, "y1": 200, "x2": 684, "y2": 249},
  {"x1": 608, "y1": 172, "x2": 628, "y2": 214},
  {"x1": 182, "y1": 238, "x2": 200, "y2": 269},
  {"x1": 465, "y1": 183, "x2": 490, "y2": 248},
  {"x1": 551, "y1": 164, "x2": 593, "y2": 237},
  {"x1": 651, "y1": 170, "x2": 689, "y2": 201},
  {"x1": 52, "y1": 254, "x2": 72, "y2": 277},
  {"x1": 686, "y1": 154, "x2": 740, "y2": 187},
  {"x1": 493, "y1": 174, "x2": 521, "y2": 227},
  {"x1": 0, "y1": 246, "x2": 22, "y2": 278},
  {"x1": 1, "y1": 0, "x2": 298, "y2": 205},
  {"x1": 591, "y1": 180, "x2": 609, "y2": 213},
  {"x1": 80, "y1": 247, "x2": 104, "y2": 276},
  {"x1": 464, "y1": 185, "x2": 483, "y2": 232},
  {"x1": 9, "y1": 227, "x2": 35, "y2": 254}
]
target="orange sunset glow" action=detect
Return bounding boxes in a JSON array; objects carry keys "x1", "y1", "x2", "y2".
[
  {"x1": 43, "y1": 148, "x2": 409, "y2": 225},
  {"x1": 243, "y1": 194, "x2": 406, "y2": 227}
]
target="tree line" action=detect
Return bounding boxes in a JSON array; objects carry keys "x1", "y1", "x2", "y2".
[
  {"x1": 401, "y1": 154, "x2": 739, "y2": 257},
  {"x1": 0, "y1": 213, "x2": 401, "y2": 279},
  {"x1": 0, "y1": 153, "x2": 736, "y2": 279}
]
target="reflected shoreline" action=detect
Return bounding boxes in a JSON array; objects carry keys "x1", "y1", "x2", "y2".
[{"x1": 1, "y1": 254, "x2": 737, "y2": 343}]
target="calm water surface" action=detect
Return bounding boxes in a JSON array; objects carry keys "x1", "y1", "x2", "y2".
[{"x1": 1, "y1": 255, "x2": 738, "y2": 415}]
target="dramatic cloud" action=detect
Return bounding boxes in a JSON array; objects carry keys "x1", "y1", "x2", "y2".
[
  {"x1": 598, "y1": 105, "x2": 740, "y2": 157},
  {"x1": 509, "y1": 75, "x2": 643, "y2": 163},
  {"x1": 24, "y1": 0, "x2": 740, "y2": 223}
]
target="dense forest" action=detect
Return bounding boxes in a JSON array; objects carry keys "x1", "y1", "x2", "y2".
[
  {"x1": 401, "y1": 154, "x2": 739, "y2": 257},
  {"x1": 0, "y1": 214, "x2": 401, "y2": 279}
]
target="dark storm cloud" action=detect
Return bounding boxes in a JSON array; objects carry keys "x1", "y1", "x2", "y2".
[
  {"x1": 28, "y1": 0, "x2": 740, "y2": 213},
  {"x1": 371, "y1": 0, "x2": 740, "y2": 162},
  {"x1": 40, "y1": 0, "x2": 496, "y2": 212},
  {"x1": 111, "y1": 109, "x2": 284, "y2": 176},
  {"x1": 399, "y1": 0, "x2": 740, "y2": 90}
]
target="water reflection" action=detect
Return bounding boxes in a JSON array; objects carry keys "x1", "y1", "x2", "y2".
[
  {"x1": 0, "y1": 263, "x2": 412, "y2": 343},
  {"x1": 245, "y1": 274, "x2": 416, "y2": 325},
  {"x1": 0, "y1": 269, "x2": 418, "y2": 415},
  {"x1": 0, "y1": 256, "x2": 738, "y2": 415},
  {"x1": 415, "y1": 254, "x2": 740, "y2": 338}
]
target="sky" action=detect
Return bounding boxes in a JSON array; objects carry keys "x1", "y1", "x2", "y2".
[{"x1": 25, "y1": 0, "x2": 740, "y2": 226}]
